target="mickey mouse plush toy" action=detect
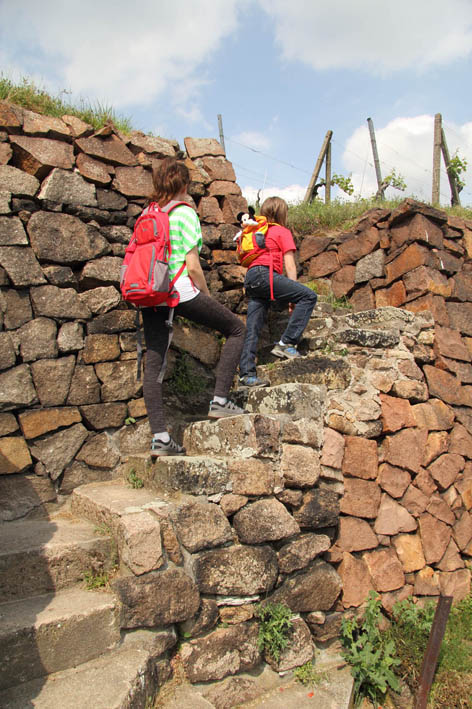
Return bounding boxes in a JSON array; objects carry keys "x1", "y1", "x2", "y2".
[{"x1": 235, "y1": 206, "x2": 258, "y2": 237}]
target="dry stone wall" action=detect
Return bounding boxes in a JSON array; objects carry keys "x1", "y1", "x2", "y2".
[
  {"x1": 1, "y1": 99, "x2": 472, "y2": 617},
  {"x1": 0, "y1": 101, "x2": 247, "y2": 517}
]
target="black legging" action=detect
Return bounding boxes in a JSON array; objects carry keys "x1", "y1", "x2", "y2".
[{"x1": 142, "y1": 293, "x2": 246, "y2": 432}]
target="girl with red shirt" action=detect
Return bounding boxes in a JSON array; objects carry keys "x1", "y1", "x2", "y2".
[{"x1": 239, "y1": 197, "x2": 317, "y2": 387}]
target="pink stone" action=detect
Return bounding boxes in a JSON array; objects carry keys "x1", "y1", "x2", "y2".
[
  {"x1": 439, "y1": 569, "x2": 471, "y2": 601},
  {"x1": 374, "y1": 494, "x2": 417, "y2": 535},
  {"x1": 382, "y1": 428, "x2": 428, "y2": 473},
  {"x1": 453, "y1": 511, "x2": 472, "y2": 550},
  {"x1": 414, "y1": 566, "x2": 440, "y2": 596},
  {"x1": 342, "y1": 435, "x2": 378, "y2": 479},
  {"x1": 392, "y1": 533, "x2": 426, "y2": 573},
  {"x1": 363, "y1": 548, "x2": 405, "y2": 592},
  {"x1": 419, "y1": 512, "x2": 452, "y2": 564},
  {"x1": 437, "y1": 539, "x2": 464, "y2": 572},
  {"x1": 320, "y1": 427, "x2": 345, "y2": 469},
  {"x1": 428, "y1": 453, "x2": 465, "y2": 490},
  {"x1": 340, "y1": 478, "x2": 381, "y2": 519},
  {"x1": 380, "y1": 394, "x2": 416, "y2": 433},
  {"x1": 338, "y1": 552, "x2": 374, "y2": 608},
  {"x1": 423, "y1": 431, "x2": 449, "y2": 466},
  {"x1": 449, "y1": 423, "x2": 472, "y2": 459},
  {"x1": 412, "y1": 399, "x2": 455, "y2": 431},
  {"x1": 338, "y1": 517, "x2": 378, "y2": 552},
  {"x1": 401, "y1": 485, "x2": 429, "y2": 517},
  {"x1": 426, "y1": 494, "x2": 455, "y2": 526},
  {"x1": 378, "y1": 463, "x2": 411, "y2": 498}
]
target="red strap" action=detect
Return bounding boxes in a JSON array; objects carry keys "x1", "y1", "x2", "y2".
[{"x1": 269, "y1": 251, "x2": 274, "y2": 300}]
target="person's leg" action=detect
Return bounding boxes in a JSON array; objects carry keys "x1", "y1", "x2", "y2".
[
  {"x1": 270, "y1": 273, "x2": 317, "y2": 345},
  {"x1": 176, "y1": 293, "x2": 246, "y2": 399},
  {"x1": 239, "y1": 297, "x2": 270, "y2": 378},
  {"x1": 141, "y1": 307, "x2": 185, "y2": 455}
]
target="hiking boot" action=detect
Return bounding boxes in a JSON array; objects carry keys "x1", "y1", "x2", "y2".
[
  {"x1": 239, "y1": 375, "x2": 270, "y2": 388},
  {"x1": 271, "y1": 342, "x2": 301, "y2": 359},
  {"x1": 150, "y1": 436, "x2": 186, "y2": 457},
  {"x1": 208, "y1": 400, "x2": 248, "y2": 419}
]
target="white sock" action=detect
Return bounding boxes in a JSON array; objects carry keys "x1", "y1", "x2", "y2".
[
  {"x1": 153, "y1": 432, "x2": 170, "y2": 443},
  {"x1": 279, "y1": 340, "x2": 286, "y2": 346},
  {"x1": 212, "y1": 396, "x2": 227, "y2": 405}
]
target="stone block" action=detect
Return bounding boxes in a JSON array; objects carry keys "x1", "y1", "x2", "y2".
[
  {"x1": 172, "y1": 500, "x2": 232, "y2": 552},
  {"x1": 184, "y1": 414, "x2": 281, "y2": 459},
  {"x1": 0, "y1": 246, "x2": 46, "y2": 286},
  {"x1": 428, "y1": 452, "x2": 464, "y2": 490},
  {"x1": 0, "y1": 364, "x2": 38, "y2": 411},
  {"x1": 340, "y1": 478, "x2": 381, "y2": 519},
  {"x1": 19, "y1": 407, "x2": 81, "y2": 439},
  {"x1": 117, "y1": 511, "x2": 163, "y2": 575},
  {"x1": 277, "y1": 533, "x2": 331, "y2": 573},
  {"x1": 382, "y1": 428, "x2": 428, "y2": 473},
  {"x1": 194, "y1": 545, "x2": 278, "y2": 595},
  {"x1": 374, "y1": 494, "x2": 417, "y2": 535},
  {"x1": 271, "y1": 559, "x2": 342, "y2": 612},
  {"x1": 342, "y1": 436, "x2": 378, "y2": 479},
  {"x1": 30, "y1": 285, "x2": 91, "y2": 319},
  {"x1": 229, "y1": 457, "x2": 275, "y2": 496},
  {"x1": 0, "y1": 436, "x2": 32, "y2": 474},
  {"x1": 363, "y1": 548, "x2": 405, "y2": 592},
  {"x1": 419, "y1": 512, "x2": 452, "y2": 564},
  {"x1": 280, "y1": 443, "x2": 320, "y2": 487},
  {"x1": 0, "y1": 165, "x2": 39, "y2": 197},
  {"x1": 337, "y1": 517, "x2": 378, "y2": 552},
  {"x1": 338, "y1": 553, "x2": 374, "y2": 608},
  {"x1": 233, "y1": 498, "x2": 300, "y2": 543},
  {"x1": 10, "y1": 135, "x2": 74, "y2": 178},
  {"x1": 30, "y1": 423, "x2": 89, "y2": 480}
]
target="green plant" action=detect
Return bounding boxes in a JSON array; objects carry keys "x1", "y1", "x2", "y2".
[
  {"x1": 167, "y1": 353, "x2": 206, "y2": 396},
  {"x1": 255, "y1": 602, "x2": 294, "y2": 662},
  {"x1": 83, "y1": 570, "x2": 109, "y2": 590},
  {"x1": 0, "y1": 73, "x2": 133, "y2": 132},
  {"x1": 449, "y1": 150, "x2": 468, "y2": 192},
  {"x1": 127, "y1": 469, "x2": 144, "y2": 489},
  {"x1": 125, "y1": 416, "x2": 136, "y2": 425},
  {"x1": 294, "y1": 660, "x2": 329, "y2": 686},
  {"x1": 390, "y1": 594, "x2": 472, "y2": 707},
  {"x1": 341, "y1": 592, "x2": 400, "y2": 707}
]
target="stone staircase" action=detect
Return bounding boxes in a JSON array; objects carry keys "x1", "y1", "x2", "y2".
[{"x1": 0, "y1": 355, "x2": 354, "y2": 708}]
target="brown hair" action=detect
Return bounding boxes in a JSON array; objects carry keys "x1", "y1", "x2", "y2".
[
  {"x1": 150, "y1": 157, "x2": 190, "y2": 206},
  {"x1": 260, "y1": 196, "x2": 288, "y2": 227}
]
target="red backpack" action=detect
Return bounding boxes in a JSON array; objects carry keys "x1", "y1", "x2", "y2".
[{"x1": 120, "y1": 200, "x2": 190, "y2": 308}]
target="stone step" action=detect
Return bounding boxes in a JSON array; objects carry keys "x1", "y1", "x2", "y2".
[
  {"x1": 238, "y1": 382, "x2": 326, "y2": 420},
  {"x1": 0, "y1": 517, "x2": 114, "y2": 602},
  {"x1": 0, "y1": 628, "x2": 176, "y2": 709},
  {"x1": 126, "y1": 453, "x2": 232, "y2": 497},
  {"x1": 151, "y1": 648, "x2": 353, "y2": 708},
  {"x1": 258, "y1": 354, "x2": 351, "y2": 390},
  {"x1": 70, "y1": 479, "x2": 175, "y2": 528},
  {"x1": 0, "y1": 587, "x2": 120, "y2": 690},
  {"x1": 183, "y1": 413, "x2": 281, "y2": 459}
]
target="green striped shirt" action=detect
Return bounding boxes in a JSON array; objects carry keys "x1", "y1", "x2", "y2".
[{"x1": 168, "y1": 205, "x2": 202, "y2": 278}]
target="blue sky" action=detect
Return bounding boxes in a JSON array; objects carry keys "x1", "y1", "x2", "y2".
[{"x1": 1, "y1": 0, "x2": 472, "y2": 206}]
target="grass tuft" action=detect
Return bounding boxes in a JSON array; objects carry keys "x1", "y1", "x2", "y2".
[{"x1": 0, "y1": 74, "x2": 133, "y2": 132}]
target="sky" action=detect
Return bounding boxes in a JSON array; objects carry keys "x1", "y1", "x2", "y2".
[{"x1": 1, "y1": 0, "x2": 472, "y2": 207}]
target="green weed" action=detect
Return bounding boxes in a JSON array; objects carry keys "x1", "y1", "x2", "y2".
[
  {"x1": 127, "y1": 469, "x2": 144, "y2": 489},
  {"x1": 168, "y1": 353, "x2": 206, "y2": 396},
  {"x1": 0, "y1": 74, "x2": 132, "y2": 132},
  {"x1": 83, "y1": 570, "x2": 109, "y2": 590},
  {"x1": 390, "y1": 594, "x2": 472, "y2": 708},
  {"x1": 255, "y1": 602, "x2": 294, "y2": 662},
  {"x1": 125, "y1": 416, "x2": 136, "y2": 425},
  {"x1": 294, "y1": 660, "x2": 329, "y2": 686},
  {"x1": 304, "y1": 280, "x2": 352, "y2": 310},
  {"x1": 341, "y1": 591, "x2": 400, "y2": 707}
]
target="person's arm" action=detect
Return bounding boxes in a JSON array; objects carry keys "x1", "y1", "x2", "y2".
[
  {"x1": 185, "y1": 246, "x2": 210, "y2": 296},
  {"x1": 283, "y1": 250, "x2": 297, "y2": 281}
]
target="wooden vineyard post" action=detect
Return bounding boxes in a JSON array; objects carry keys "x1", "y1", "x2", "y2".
[
  {"x1": 432, "y1": 113, "x2": 442, "y2": 205},
  {"x1": 304, "y1": 130, "x2": 333, "y2": 203},
  {"x1": 414, "y1": 595, "x2": 452, "y2": 709},
  {"x1": 367, "y1": 117, "x2": 384, "y2": 199},
  {"x1": 325, "y1": 139, "x2": 332, "y2": 204},
  {"x1": 217, "y1": 114, "x2": 226, "y2": 155},
  {"x1": 441, "y1": 127, "x2": 461, "y2": 206}
]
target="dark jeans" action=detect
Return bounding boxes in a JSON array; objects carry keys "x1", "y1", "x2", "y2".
[
  {"x1": 142, "y1": 293, "x2": 245, "y2": 432},
  {"x1": 239, "y1": 265, "x2": 317, "y2": 377}
]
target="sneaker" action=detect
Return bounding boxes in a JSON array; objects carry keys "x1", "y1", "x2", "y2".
[
  {"x1": 208, "y1": 400, "x2": 248, "y2": 419},
  {"x1": 150, "y1": 436, "x2": 186, "y2": 457},
  {"x1": 271, "y1": 342, "x2": 301, "y2": 359},
  {"x1": 239, "y1": 375, "x2": 270, "y2": 388}
]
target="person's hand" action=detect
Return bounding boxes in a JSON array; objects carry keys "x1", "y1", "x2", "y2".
[{"x1": 288, "y1": 303, "x2": 294, "y2": 314}]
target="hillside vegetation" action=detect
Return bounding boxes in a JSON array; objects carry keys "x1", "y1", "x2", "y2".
[{"x1": 2, "y1": 75, "x2": 471, "y2": 233}]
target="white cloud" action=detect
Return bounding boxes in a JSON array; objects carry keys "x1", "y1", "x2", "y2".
[
  {"x1": 0, "y1": 0, "x2": 242, "y2": 113},
  {"x1": 242, "y1": 184, "x2": 306, "y2": 205},
  {"x1": 258, "y1": 0, "x2": 472, "y2": 73},
  {"x1": 232, "y1": 131, "x2": 272, "y2": 152},
  {"x1": 342, "y1": 115, "x2": 472, "y2": 205}
]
